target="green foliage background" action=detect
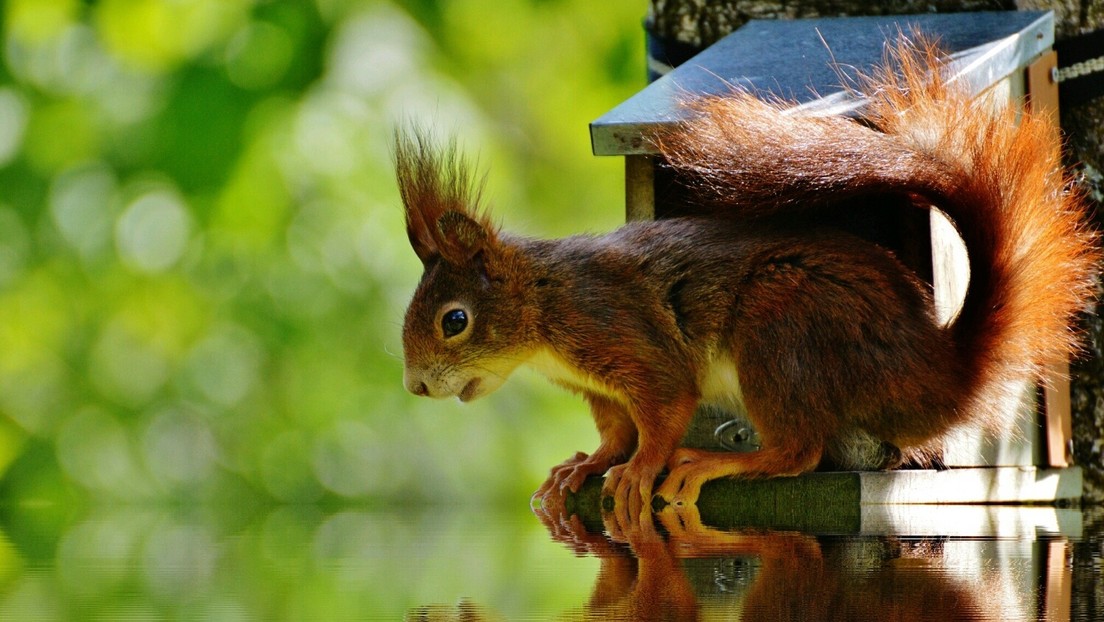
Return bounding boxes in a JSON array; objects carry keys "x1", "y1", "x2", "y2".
[{"x1": 0, "y1": 0, "x2": 643, "y2": 508}]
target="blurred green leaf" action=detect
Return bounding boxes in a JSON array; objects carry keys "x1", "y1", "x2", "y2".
[
  {"x1": 0, "y1": 1, "x2": 643, "y2": 614},
  {"x1": 0, "y1": 0, "x2": 644, "y2": 507}
]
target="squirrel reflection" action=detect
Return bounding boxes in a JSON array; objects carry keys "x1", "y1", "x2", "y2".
[
  {"x1": 544, "y1": 504, "x2": 1005, "y2": 622},
  {"x1": 411, "y1": 504, "x2": 1030, "y2": 621}
]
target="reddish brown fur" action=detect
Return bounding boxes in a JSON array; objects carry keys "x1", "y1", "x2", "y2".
[{"x1": 397, "y1": 38, "x2": 1099, "y2": 508}]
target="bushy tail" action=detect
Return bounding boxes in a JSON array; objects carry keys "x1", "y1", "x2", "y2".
[{"x1": 655, "y1": 38, "x2": 1099, "y2": 425}]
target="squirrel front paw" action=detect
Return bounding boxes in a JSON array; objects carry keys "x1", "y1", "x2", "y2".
[
  {"x1": 654, "y1": 448, "x2": 712, "y2": 506},
  {"x1": 531, "y1": 451, "x2": 614, "y2": 511},
  {"x1": 602, "y1": 458, "x2": 663, "y2": 515}
]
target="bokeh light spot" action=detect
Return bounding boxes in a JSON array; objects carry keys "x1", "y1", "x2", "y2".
[
  {"x1": 141, "y1": 522, "x2": 217, "y2": 600},
  {"x1": 115, "y1": 187, "x2": 192, "y2": 274},
  {"x1": 185, "y1": 324, "x2": 263, "y2": 408},
  {"x1": 6, "y1": 0, "x2": 77, "y2": 43},
  {"x1": 56, "y1": 514, "x2": 141, "y2": 598},
  {"x1": 142, "y1": 407, "x2": 217, "y2": 489},
  {"x1": 327, "y1": 8, "x2": 427, "y2": 96},
  {"x1": 94, "y1": 0, "x2": 250, "y2": 73},
  {"x1": 89, "y1": 319, "x2": 170, "y2": 406},
  {"x1": 312, "y1": 420, "x2": 385, "y2": 498},
  {"x1": 56, "y1": 407, "x2": 138, "y2": 493},
  {"x1": 49, "y1": 162, "x2": 118, "y2": 261},
  {"x1": 0, "y1": 89, "x2": 29, "y2": 166}
]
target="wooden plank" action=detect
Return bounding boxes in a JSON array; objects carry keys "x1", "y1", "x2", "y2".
[
  {"x1": 859, "y1": 467, "x2": 1081, "y2": 504},
  {"x1": 694, "y1": 472, "x2": 861, "y2": 533},
  {"x1": 624, "y1": 155, "x2": 655, "y2": 221},
  {"x1": 1044, "y1": 539, "x2": 1073, "y2": 622},
  {"x1": 860, "y1": 505, "x2": 1082, "y2": 538},
  {"x1": 1027, "y1": 50, "x2": 1060, "y2": 118},
  {"x1": 1044, "y1": 362, "x2": 1073, "y2": 467},
  {"x1": 1025, "y1": 50, "x2": 1073, "y2": 469},
  {"x1": 940, "y1": 384, "x2": 1042, "y2": 467},
  {"x1": 568, "y1": 473, "x2": 862, "y2": 534},
  {"x1": 566, "y1": 467, "x2": 1082, "y2": 533}
]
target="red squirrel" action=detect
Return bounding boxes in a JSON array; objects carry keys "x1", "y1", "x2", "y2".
[{"x1": 396, "y1": 39, "x2": 1099, "y2": 509}]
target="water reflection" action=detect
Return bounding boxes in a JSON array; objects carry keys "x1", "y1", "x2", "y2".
[
  {"x1": 531, "y1": 502, "x2": 1067, "y2": 621},
  {"x1": 0, "y1": 500, "x2": 1096, "y2": 620}
]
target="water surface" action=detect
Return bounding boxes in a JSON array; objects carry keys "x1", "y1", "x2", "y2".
[{"x1": 0, "y1": 501, "x2": 1099, "y2": 620}]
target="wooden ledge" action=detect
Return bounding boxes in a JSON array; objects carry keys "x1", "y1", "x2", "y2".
[{"x1": 568, "y1": 467, "x2": 1083, "y2": 536}]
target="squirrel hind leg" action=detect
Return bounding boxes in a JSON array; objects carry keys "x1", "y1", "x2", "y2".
[{"x1": 657, "y1": 443, "x2": 824, "y2": 506}]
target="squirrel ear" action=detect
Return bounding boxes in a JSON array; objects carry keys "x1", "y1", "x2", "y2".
[
  {"x1": 436, "y1": 210, "x2": 489, "y2": 263},
  {"x1": 407, "y1": 217, "x2": 439, "y2": 265}
]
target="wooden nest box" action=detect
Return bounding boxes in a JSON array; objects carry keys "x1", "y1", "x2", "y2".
[{"x1": 590, "y1": 11, "x2": 1081, "y2": 505}]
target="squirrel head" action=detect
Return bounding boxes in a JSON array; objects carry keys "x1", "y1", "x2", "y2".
[{"x1": 395, "y1": 127, "x2": 534, "y2": 402}]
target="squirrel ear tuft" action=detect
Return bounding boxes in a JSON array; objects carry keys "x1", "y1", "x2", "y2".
[
  {"x1": 436, "y1": 210, "x2": 488, "y2": 263},
  {"x1": 394, "y1": 125, "x2": 493, "y2": 266}
]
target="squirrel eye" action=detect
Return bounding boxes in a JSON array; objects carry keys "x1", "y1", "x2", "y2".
[{"x1": 441, "y1": 309, "x2": 469, "y2": 338}]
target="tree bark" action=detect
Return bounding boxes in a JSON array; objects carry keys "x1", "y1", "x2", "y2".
[
  {"x1": 648, "y1": 0, "x2": 1104, "y2": 502},
  {"x1": 647, "y1": 1, "x2": 1015, "y2": 47}
]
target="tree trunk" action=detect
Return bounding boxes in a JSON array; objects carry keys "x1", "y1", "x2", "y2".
[{"x1": 647, "y1": 0, "x2": 1104, "y2": 502}]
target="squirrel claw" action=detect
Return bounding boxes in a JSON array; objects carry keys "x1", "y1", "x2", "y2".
[
  {"x1": 656, "y1": 450, "x2": 709, "y2": 506},
  {"x1": 533, "y1": 451, "x2": 615, "y2": 510},
  {"x1": 602, "y1": 461, "x2": 661, "y2": 513}
]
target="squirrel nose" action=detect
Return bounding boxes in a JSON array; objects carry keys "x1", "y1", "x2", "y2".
[{"x1": 404, "y1": 369, "x2": 430, "y2": 397}]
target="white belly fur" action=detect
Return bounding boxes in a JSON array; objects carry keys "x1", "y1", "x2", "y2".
[
  {"x1": 526, "y1": 348, "x2": 624, "y2": 402},
  {"x1": 700, "y1": 354, "x2": 744, "y2": 410},
  {"x1": 526, "y1": 348, "x2": 743, "y2": 410}
]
